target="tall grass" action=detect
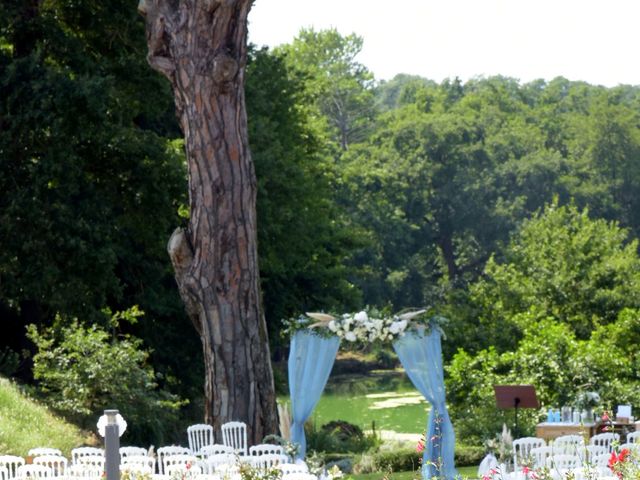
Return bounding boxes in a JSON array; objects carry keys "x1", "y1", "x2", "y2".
[{"x1": 0, "y1": 377, "x2": 87, "y2": 456}]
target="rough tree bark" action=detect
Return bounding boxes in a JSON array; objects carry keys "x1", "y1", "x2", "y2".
[{"x1": 138, "y1": 0, "x2": 279, "y2": 442}]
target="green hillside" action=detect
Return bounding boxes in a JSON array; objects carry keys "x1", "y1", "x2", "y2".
[{"x1": 0, "y1": 377, "x2": 88, "y2": 456}]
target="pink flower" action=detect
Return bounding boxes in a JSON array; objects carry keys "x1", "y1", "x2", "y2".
[
  {"x1": 522, "y1": 466, "x2": 531, "y2": 474},
  {"x1": 602, "y1": 411, "x2": 610, "y2": 422},
  {"x1": 416, "y1": 441, "x2": 425, "y2": 453}
]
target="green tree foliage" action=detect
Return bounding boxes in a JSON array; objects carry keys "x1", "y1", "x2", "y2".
[
  {"x1": 276, "y1": 28, "x2": 376, "y2": 151},
  {"x1": 472, "y1": 201, "x2": 640, "y2": 344},
  {"x1": 447, "y1": 203, "x2": 640, "y2": 443},
  {"x1": 27, "y1": 308, "x2": 185, "y2": 445},
  {"x1": 246, "y1": 47, "x2": 361, "y2": 332}
]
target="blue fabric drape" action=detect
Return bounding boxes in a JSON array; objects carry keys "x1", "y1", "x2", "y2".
[
  {"x1": 393, "y1": 328, "x2": 457, "y2": 480},
  {"x1": 288, "y1": 330, "x2": 340, "y2": 458}
]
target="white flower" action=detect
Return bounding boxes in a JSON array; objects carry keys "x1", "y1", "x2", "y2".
[
  {"x1": 344, "y1": 331, "x2": 357, "y2": 342},
  {"x1": 389, "y1": 320, "x2": 408, "y2": 334},
  {"x1": 354, "y1": 311, "x2": 369, "y2": 322},
  {"x1": 328, "y1": 320, "x2": 338, "y2": 332}
]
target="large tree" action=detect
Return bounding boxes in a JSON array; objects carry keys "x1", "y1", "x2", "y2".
[{"x1": 138, "y1": 0, "x2": 278, "y2": 441}]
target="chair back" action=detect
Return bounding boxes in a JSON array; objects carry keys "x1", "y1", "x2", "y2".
[
  {"x1": 28, "y1": 449, "x2": 63, "y2": 458},
  {"x1": 200, "y1": 445, "x2": 235, "y2": 457},
  {"x1": 162, "y1": 454, "x2": 197, "y2": 474},
  {"x1": 579, "y1": 445, "x2": 607, "y2": 464},
  {"x1": 71, "y1": 448, "x2": 104, "y2": 465},
  {"x1": 76, "y1": 457, "x2": 105, "y2": 470},
  {"x1": 590, "y1": 432, "x2": 620, "y2": 452},
  {"x1": 0, "y1": 455, "x2": 26, "y2": 479},
  {"x1": 513, "y1": 437, "x2": 545, "y2": 469},
  {"x1": 282, "y1": 473, "x2": 318, "y2": 480},
  {"x1": 165, "y1": 463, "x2": 202, "y2": 475},
  {"x1": 187, "y1": 424, "x2": 214, "y2": 455},
  {"x1": 552, "y1": 435, "x2": 584, "y2": 455},
  {"x1": 591, "y1": 452, "x2": 611, "y2": 467},
  {"x1": 221, "y1": 421, "x2": 248, "y2": 456},
  {"x1": 121, "y1": 455, "x2": 155, "y2": 472},
  {"x1": 626, "y1": 432, "x2": 640, "y2": 444},
  {"x1": 16, "y1": 465, "x2": 52, "y2": 479},
  {"x1": 203, "y1": 454, "x2": 237, "y2": 474},
  {"x1": 32, "y1": 455, "x2": 68, "y2": 477},
  {"x1": 530, "y1": 446, "x2": 553, "y2": 468},
  {"x1": 546, "y1": 454, "x2": 580, "y2": 471},
  {"x1": 156, "y1": 446, "x2": 191, "y2": 474},
  {"x1": 277, "y1": 463, "x2": 309, "y2": 475},
  {"x1": 249, "y1": 454, "x2": 288, "y2": 469},
  {"x1": 119, "y1": 447, "x2": 148, "y2": 458},
  {"x1": 65, "y1": 464, "x2": 102, "y2": 479},
  {"x1": 249, "y1": 444, "x2": 286, "y2": 457}
]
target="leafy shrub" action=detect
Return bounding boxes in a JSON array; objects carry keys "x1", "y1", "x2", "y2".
[
  {"x1": 27, "y1": 307, "x2": 186, "y2": 444},
  {"x1": 306, "y1": 420, "x2": 379, "y2": 453},
  {"x1": 372, "y1": 448, "x2": 421, "y2": 472},
  {"x1": 455, "y1": 444, "x2": 485, "y2": 466}
]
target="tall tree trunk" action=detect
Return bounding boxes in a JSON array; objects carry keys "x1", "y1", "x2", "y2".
[{"x1": 139, "y1": 0, "x2": 278, "y2": 443}]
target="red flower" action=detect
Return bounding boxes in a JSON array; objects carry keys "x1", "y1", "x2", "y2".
[
  {"x1": 609, "y1": 451, "x2": 618, "y2": 470},
  {"x1": 416, "y1": 441, "x2": 425, "y2": 453},
  {"x1": 522, "y1": 466, "x2": 531, "y2": 475},
  {"x1": 602, "y1": 411, "x2": 610, "y2": 422},
  {"x1": 619, "y1": 448, "x2": 631, "y2": 462}
]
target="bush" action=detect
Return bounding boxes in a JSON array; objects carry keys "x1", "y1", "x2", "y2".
[
  {"x1": 27, "y1": 307, "x2": 186, "y2": 444},
  {"x1": 306, "y1": 420, "x2": 379, "y2": 453},
  {"x1": 372, "y1": 448, "x2": 421, "y2": 472},
  {"x1": 455, "y1": 444, "x2": 485, "y2": 466}
]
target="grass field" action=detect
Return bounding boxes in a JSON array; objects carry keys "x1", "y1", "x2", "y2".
[
  {"x1": 0, "y1": 377, "x2": 87, "y2": 456},
  {"x1": 283, "y1": 370, "x2": 431, "y2": 436}
]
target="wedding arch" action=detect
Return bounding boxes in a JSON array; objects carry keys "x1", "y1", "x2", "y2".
[{"x1": 286, "y1": 310, "x2": 457, "y2": 480}]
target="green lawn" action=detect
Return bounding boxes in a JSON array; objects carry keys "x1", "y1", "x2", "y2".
[
  {"x1": 283, "y1": 370, "x2": 430, "y2": 435},
  {"x1": 0, "y1": 377, "x2": 87, "y2": 456}
]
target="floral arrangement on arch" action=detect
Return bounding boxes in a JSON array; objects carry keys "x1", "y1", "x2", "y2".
[{"x1": 284, "y1": 307, "x2": 445, "y2": 343}]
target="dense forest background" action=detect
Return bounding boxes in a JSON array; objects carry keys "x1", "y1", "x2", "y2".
[{"x1": 2, "y1": 1, "x2": 640, "y2": 446}]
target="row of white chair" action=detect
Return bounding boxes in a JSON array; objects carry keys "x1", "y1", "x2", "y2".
[{"x1": 514, "y1": 432, "x2": 640, "y2": 470}]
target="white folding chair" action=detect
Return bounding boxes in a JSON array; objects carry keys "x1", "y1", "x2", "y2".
[
  {"x1": 590, "y1": 432, "x2": 620, "y2": 453},
  {"x1": 119, "y1": 464, "x2": 153, "y2": 476},
  {"x1": 119, "y1": 447, "x2": 148, "y2": 459},
  {"x1": 162, "y1": 454, "x2": 198, "y2": 474},
  {"x1": 249, "y1": 454, "x2": 288, "y2": 469},
  {"x1": 199, "y1": 445, "x2": 235, "y2": 458},
  {"x1": 33, "y1": 455, "x2": 68, "y2": 477},
  {"x1": 16, "y1": 465, "x2": 52, "y2": 479},
  {"x1": 64, "y1": 464, "x2": 102, "y2": 480},
  {"x1": 530, "y1": 446, "x2": 554, "y2": 468},
  {"x1": 552, "y1": 435, "x2": 584, "y2": 455},
  {"x1": 282, "y1": 473, "x2": 317, "y2": 480},
  {"x1": 121, "y1": 455, "x2": 155, "y2": 472},
  {"x1": 71, "y1": 448, "x2": 104, "y2": 465},
  {"x1": 203, "y1": 454, "x2": 238, "y2": 474},
  {"x1": 0, "y1": 455, "x2": 26, "y2": 479},
  {"x1": 76, "y1": 457, "x2": 105, "y2": 471},
  {"x1": 164, "y1": 463, "x2": 202, "y2": 476},
  {"x1": 249, "y1": 444, "x2": 285, "y2": 457},
  {"x1": 513, "y1": 437, "x2": 546, "y2": 469},
  {"x1": 546, "y1": 454, "x2": 580, "y2": 473},
  {"x1": 28, "y1": 449, "x2": 63, "y2": 458},
  {"x1": 187, "y1": 424, "x2": 214, "y2": 455},
  {"x1": 590, "y1": 452, "x2": 610, "y2": 467},
  {"x1": 277, "y1": 463, "x2": 309, "y2": 475},
  {"x1": 221, "y1": 421, "x2": 248, "y2": 456},
  {"x1": 578, "y1": 445, "x2": 607, "y2": 465},
  {"x1": 626, "y1": 431, "x2": 640, "y2": 444},
  {"x1": 156, "y1": 446, "x2": 191, "y2": 474},
  {"x1": 0, "y1": 466, "x2": 8, "y2": 480}
]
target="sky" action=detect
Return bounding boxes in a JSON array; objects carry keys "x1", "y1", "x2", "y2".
[{"x1": 248, "y1": 0, "x2": 640, "y2": 87}]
